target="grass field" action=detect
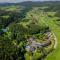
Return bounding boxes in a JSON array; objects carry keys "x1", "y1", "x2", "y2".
[
  {"x1": 45, "y1": 20, "x2": 60, "y2": 60},
  {"x1": 42, "y1": 12, "x2": 60, "y2": 60},
  {"x1": 26, "y1": 8, "x2": 60, "y2": 60}
]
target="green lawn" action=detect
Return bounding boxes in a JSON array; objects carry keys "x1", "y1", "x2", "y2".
[
  {"x1": 43, "y1": 14, "x2": 60, "y2": 60},
  {"x1": 26, "y1": 9, "x2": 60, "y2": 60}
]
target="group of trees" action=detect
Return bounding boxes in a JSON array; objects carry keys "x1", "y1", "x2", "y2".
[
  {"x1": 0, "y1": 6, "x2": 28, "y2": 60},
  {"x1": 0, "y1": 2, "x2": 53, "y2": 60}
]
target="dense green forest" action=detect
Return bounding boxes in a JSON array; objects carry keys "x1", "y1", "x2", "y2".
[{"x1": 0, "y1": 1, "x2": 60, "y2": 60}]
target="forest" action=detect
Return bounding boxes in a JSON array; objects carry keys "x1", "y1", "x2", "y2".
[{"x1": 0, "y1": 1, "x2": 60, "y2": 60}]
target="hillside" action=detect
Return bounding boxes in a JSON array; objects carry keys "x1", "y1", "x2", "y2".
[{"x1": 0, "y1": 1, "x2": 60, "y2": 60}]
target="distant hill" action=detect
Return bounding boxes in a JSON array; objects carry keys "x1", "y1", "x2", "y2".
[
  {"x1": 0, "y1": 1, "x2": 60, "y2": 6},
  {"x1": 18, "y1": 1, "x2": 60, "y2": 7}
]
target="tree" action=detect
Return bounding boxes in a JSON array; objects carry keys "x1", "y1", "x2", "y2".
[{"x1": 0, "y1": 36, "x2": 18, "y2": 60}]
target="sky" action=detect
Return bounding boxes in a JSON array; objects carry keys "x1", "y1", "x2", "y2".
[{"x1": 0, "y1": 0, "x2": 59, "y2": 3}]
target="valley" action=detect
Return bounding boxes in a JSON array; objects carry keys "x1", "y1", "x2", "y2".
[{"x1": 0, "y1": 1, "x2": 60, "y2": 60}]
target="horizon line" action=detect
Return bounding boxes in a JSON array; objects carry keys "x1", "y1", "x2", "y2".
[{"x1": 0, "y1": 1, "x2": 60, "y2": 3}]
